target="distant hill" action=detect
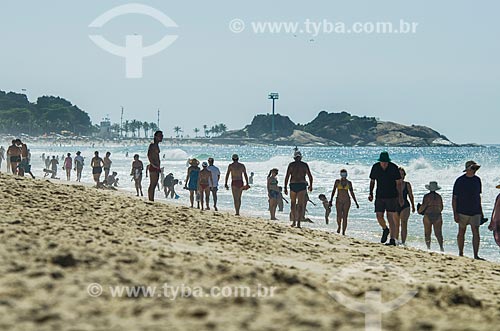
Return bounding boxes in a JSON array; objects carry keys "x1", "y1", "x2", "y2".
[
  {"x1": 0, "y1": 90, "x2": 93, "y2": 136},
  {"x1": 221, "y1": 111, "x2": 458, "y2": 147}
]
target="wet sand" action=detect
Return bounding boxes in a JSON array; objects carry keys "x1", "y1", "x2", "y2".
[{"x1": 0, "y1": 173, "x2": 499, "y2": 331}]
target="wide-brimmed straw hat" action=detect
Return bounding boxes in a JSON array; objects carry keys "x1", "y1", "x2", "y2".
[
  {"x1": 189, "y1": 158, "x2": 199, "y2": 166},
  {"x1": 425, "y1": 181, "x2": 441, "y2": 192},
  {"x1": 463, "y1": 160, "x2": 481, "y2": 172}
]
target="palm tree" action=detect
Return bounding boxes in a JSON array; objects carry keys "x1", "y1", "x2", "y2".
[
  {"x1": 150, "y1": 122, "x2": 158, "y2": 134},
  {"x1": 110, "y1": 123, "x2": 121, "y2": 136},
  {"x1": 218, "y1": 123, "x2": 227, "y2": 134},
  {"x1": 142, "y1": 121, "x2": 150, "y2": 138},
  {"x1": 124, "y1": 120, "x2": 130, "y2": 138},
  {"x1": 174, "y1": 126, "x2": 182, "y2": 138},
  {"x1": 203, "y1": 124, "x2": 208, "y2": 138},
  {"x1": 194, "y1": 128, "x2": 200, "y2": 138}
]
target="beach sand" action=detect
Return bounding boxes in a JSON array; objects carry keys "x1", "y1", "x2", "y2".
[{"x1": 0, "y1": 173, "x2": 499, "y2": 331}]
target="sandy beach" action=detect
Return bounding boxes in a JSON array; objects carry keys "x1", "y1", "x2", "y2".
[{"x1": 0, "y1": 173, "x2": 499, "y2": 331}]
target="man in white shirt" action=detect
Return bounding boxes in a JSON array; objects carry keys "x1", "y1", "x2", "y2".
[
  {"x1": 74, "y1": 151, "x2": 85, "y2": 182},
  {"x1": 207, "y1": 157, "x2": 221, "y2": 211}
]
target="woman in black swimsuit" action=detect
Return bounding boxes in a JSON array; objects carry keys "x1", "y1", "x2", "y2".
[
  {"x1": 418, "y1": 181, "x2": 444, "y2": 251},
  {"x1": 396, "y1": 167, "x2": 415, "y2": 245}
]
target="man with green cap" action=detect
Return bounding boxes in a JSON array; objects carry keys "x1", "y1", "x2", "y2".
[{"x1": 369, "y1": 151, "x2": 404, "y2": 246}]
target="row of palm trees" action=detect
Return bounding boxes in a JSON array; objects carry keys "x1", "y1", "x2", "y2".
[
  {"x1": 110, "y1": 121, "x2": 228, "y2": 139},
  {"x1": 110, "y1": 120, "x2": 159, "y2": 138}
]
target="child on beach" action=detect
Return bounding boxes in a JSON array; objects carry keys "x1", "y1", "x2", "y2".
[
  {"x1": 319, "y1": 194, "x2": 331, "y2": 224},
  {"x1": 277, "y1": 186, "x2": 288, "y2": 212}
]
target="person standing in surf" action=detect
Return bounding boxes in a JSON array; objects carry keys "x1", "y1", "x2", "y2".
[
  {"x1": 284, "y1": 150, "x2": 313, "y2": 228},
  {"x1": 267, "y1": 168, "x2": 280, "y2": 220},
  {"x1": 131, "y1": 154, "x2": 144, "y2": 197},
  {"x1": 224, "y1": 154, "x2": 249, "y2": 216},
  {"x1": 452, "y1": 160, "x2": 484, "y2": 260},
  {"x1": 74, "y1": 151, "x2": 84, "y2": 182},
  {"x1": 395, "y1": 167, "x2": 415, "y2": 245},
  {"x1": 488, "y1": 182, "x2": 500, "y2": 248},
  {"x1": 197, "y1": 161, "x2": 213, "y2": 211},
  {"x1": 103, "y1": 152, "x2": 112, "y2": 181},
  {"x1": 91, "y1": 151, "x2": 104, "y2": 186},
  {"x1": 329, "y1": 169, "x2": 359, "y2": 235},
  {"x1": 147, "y1": 131, "x2": 163, "y2": 201},
  {"x1": 185, "y1": 159, "x2": 201, "y2": 208},
  {"x1": 418, "y1": 181, "x2": 444, "y2": 251},
  {"x1": 63, "y1": 153, "x2": 72, "y2": 181},
  {"x1": 207, "y1": 157, "x2": 221, "y2": 211},
  {"x1": 368, "y1": 151, "x2": 404, "y2": 246}
]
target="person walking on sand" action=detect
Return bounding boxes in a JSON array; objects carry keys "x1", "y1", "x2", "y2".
[
  {"x1": 249, "y1": 172, "x2": 254, "y2": 185},
  {"x1": 64, "y1": 153, "x2": 73, "y2": 181},
  {"x1": 284, "y1": 150, "x2": 313, "y2": 228},
  {"x1": 488, "y1": 182, "x2": 500, "y2": 248},
  {"x1": 224, "y1": 154, "x2": 249, "y2": 216},
  {"x1": 44, "y1": 156, "x2": 50, "y2": 170},
  {"x1": 17, "y1": 139, "x2": 29, "y2": 177},
  {"x1": 207, "y1": 157, "x2": 220, "y2": 211},
  {"x1": 417, "y1": 181, "x2": 444, "y2": 251},
  {"x1": 318, "y1": 194, "x2": 331, "y2": 224},
  {"x1": 185, "y1": 159, "x2": 201, "y2": 208},
  {"x1": 74, "y1": 151, "x2": 84, "y2": 182},
  {"x1": 131, "y1": 154, "x2": 144, "y2": 197},
  {"x1": 147, "y1": 131, "x2": 163, "y2": 201},
  {"x1": 7, "y1": 140, "x2": 21, "y2": 175},
  {"x1": 49, "y1": 156, "x2": 59, "y2": 179},
  {"x1": 91, "y1": 151, "x2": 104, "y2": 187},
  {"x1": 329, "y1": 169, "x2": 359, "y2": 234},
  {"x1": 452, "y1": 160, "x2": 484, "y2": 260},
  {"x1": 198, "y1": 161, "x2": 213, "y2": 210},
  {"x1": 396, "y1": 167, "x2": 416, "y2": 245},
  {"x1": 267, "y1": 168, "x2": 280, "y2": 220},
  {"x1": 369, "y1": 151, "x2": 404, "y2": 246},
  {"x1": 103, "y1": 152, "x2": 112, "y2": 180}
]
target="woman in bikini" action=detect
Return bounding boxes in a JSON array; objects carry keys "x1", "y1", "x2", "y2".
[
  {"x1": 267, "y1": 168, "x2": 280, "y2": 220},
  {"x1": 396, "y1": 167, "x2": 416, "y2": 245},
  {"x1": 64, "y1": 153, "x2": 72, "y2": 181},
  {"x1": 185, "y1": 159, "x2": 200, "y2": 208},
  {"x1": 418, "y1": 181, "x2": 444, "y2": 251},
  {"x1": 329, "y1": 169, "x2": 359, "y2": 235}
]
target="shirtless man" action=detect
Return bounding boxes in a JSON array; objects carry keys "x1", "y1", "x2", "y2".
[
  {"x1": 103, "y1": 152, "x2": 112, "y2": 180},
  {"x1": 147, "y1": 131, "x2": 163, "y2": 201},
  {"x1": 198, "y1": 161, "x2": 213, "y2": 211},
  {"x1": 91, "y1": 151, "x2": 104, "y2": 187},
  {"x1": 284, "y1": 150, "x2": 313, "y2": 228},
  {"x1": 16, "y1": 139, "x2": 28, "y2": 177},
  {"x1": 7, "y1": 140, "x2": 21, "y2": 175},
  {"x1": 224, "y1": 154, "x2": 249, "y2": 216}
]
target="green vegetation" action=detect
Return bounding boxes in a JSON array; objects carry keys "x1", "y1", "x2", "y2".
[{"x1": 0, "y1": 90, "x2": 93, "y2": 135}]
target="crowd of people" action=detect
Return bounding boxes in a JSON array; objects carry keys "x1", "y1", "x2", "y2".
[{"x1": 2, "y1": 133, "x2": 499, "y2": 259}]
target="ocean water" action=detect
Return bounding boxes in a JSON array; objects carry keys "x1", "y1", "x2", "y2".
[{"x1": 22, "y1": 143, "x2": 500, "y2": 262}]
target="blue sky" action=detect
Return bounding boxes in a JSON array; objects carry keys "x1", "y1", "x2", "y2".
[{"x1": 1, "y1": 0, "x2": 498, "y2": 143}]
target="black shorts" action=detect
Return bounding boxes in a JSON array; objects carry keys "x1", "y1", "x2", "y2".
[
  {"x1": 92, "y1": 166, "x2": 102, "y2": 175},
  {"x1": 375, "y1": 198, "x2": 398, "y2": 213},
  {"x1": 290, "y1": 183, "x2": 307, "y2": 193}
]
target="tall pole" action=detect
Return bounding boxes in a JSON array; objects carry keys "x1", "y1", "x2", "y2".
[
  {"x1": 120, "y1": 106, "x2": 124, "y2": 138},
  {"x1": 157, "y1": 109, "x2": 160, "y2": 130},
  {"x1": 268, "y1": 92, "x2": 279, "y2": 142},
  {"x1": 272, "y1": 99, "x2": 275, "y2": 141}
]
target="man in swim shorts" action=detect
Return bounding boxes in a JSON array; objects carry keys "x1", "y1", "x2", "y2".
[
  {"x1": 224, "y1": 154, "x2": 249, "y2": 216},
  {"x1": 7, "y1": 140, "x2": 21, "y2": 175},
  {"x1": 284, "y1": 150, "x2": 313, "y2": 228},
  {"x1": 91, "y1": 151, "x2": 104, "y2": 187},
  {"x1": 198, "y1": 161, "x2": 213, "y2": 211},
  {"x1": 147, "y1": 131, "x2": 163, "y2": 201}
]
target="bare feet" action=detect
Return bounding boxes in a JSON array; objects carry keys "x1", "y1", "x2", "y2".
[{"x1": 214, "y1": 206, "x2": 218, "y2": 211}]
